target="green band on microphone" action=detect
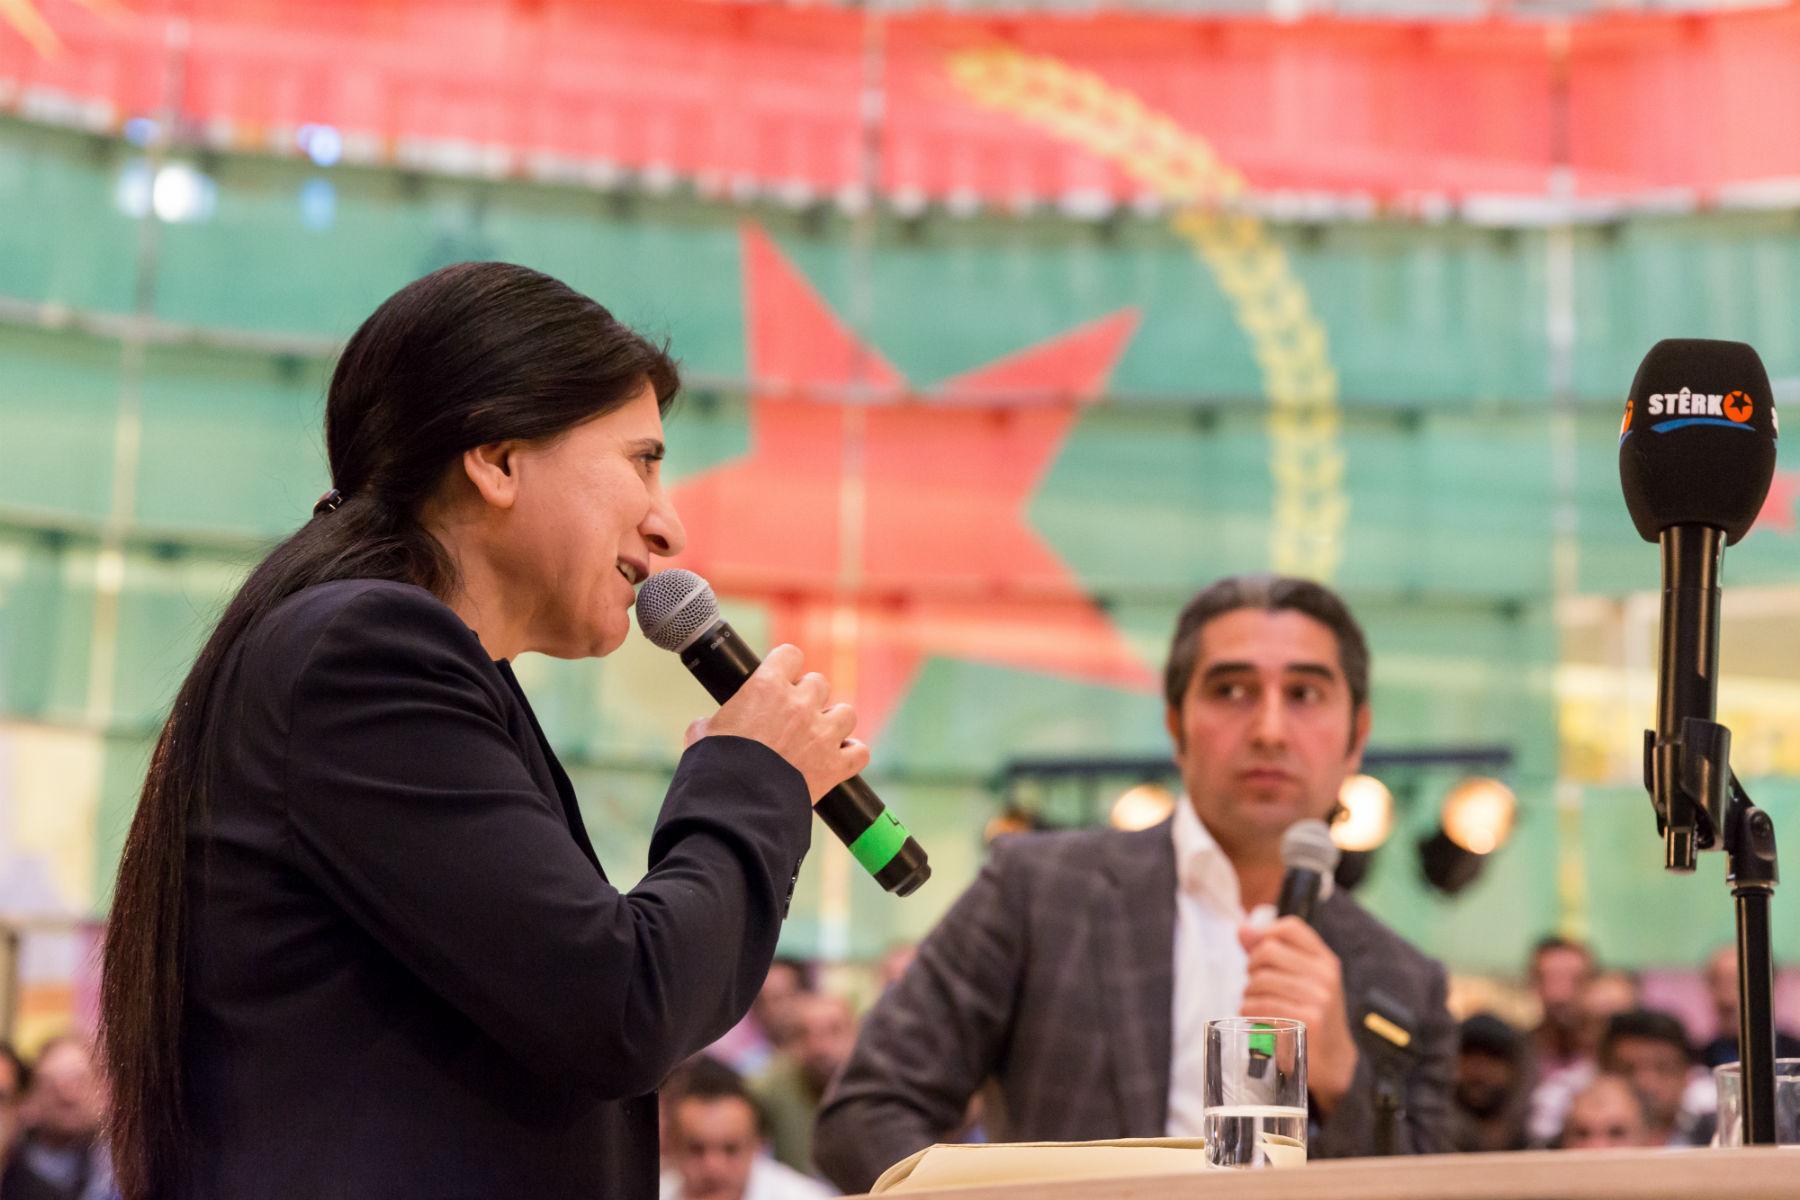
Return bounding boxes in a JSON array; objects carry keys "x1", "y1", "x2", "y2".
[{"x1": 847, "y1": 811, "x2": 910, "y2": 876}]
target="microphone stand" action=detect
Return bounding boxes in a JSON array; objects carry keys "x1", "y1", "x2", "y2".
[
  {"x1": 1724, "y1": 771, "x2": 1780, "y2": 1145},
  {"x1": 1643, "y1": 526, "x2": 1782, "y2": 1146}
]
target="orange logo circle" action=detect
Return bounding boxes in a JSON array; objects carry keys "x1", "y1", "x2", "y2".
[
  {"x1": 1621, "y1": 398, "x2": 1633, "y2": 435},
  {"x1": 1724, "y1": 390, "x2": 1754, "y2": 422}
]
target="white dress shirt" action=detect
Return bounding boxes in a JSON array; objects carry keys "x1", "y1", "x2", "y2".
[
  {"x1": 1164, "y1": 800, "x2": 1278, "y2": 1137},
  {"x1": 660, "y1": 1156, "x2": 836, "y2": 1200}
]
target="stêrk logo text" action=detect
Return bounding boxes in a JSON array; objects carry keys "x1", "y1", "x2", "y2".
[{"x1": 1644, "y1": 387, "x2": 1751, "y2": 420}]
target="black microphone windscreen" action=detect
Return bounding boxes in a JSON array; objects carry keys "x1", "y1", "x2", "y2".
[{"x1": 1619, "y1": 338, "x2": 1778, "y2": 545}]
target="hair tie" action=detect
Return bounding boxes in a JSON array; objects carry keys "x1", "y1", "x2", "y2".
[{"x1": 313, "y1": 488, "x2": 345, "y2": 516}]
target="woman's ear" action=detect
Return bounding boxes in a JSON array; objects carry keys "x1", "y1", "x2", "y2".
[{"x1": 461, "y1": 442, "x2": 520, "y2": 510}]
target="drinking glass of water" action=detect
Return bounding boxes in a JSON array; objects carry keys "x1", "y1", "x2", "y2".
[
  {"x1": 1203, "y1": 1016, "x2": 1307, "y2": 1168},
  {"x1": 1714, "y1": 1058, "x2": 1800, "y2": 1146}
]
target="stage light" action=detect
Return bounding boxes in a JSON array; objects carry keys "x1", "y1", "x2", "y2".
[
  {"x1": 1441, "y1": 776, "x2": 1516, "y2": 855},
  {"x1": 1418, "y1": 776, "x2": 1517, "y2": 895},
  {"x1": 1109, "y1": 783, "x2": 1176, "y2": 831},
  {"x1": 1332, "y1": 774, "x2": 1394, "y2": 852}
]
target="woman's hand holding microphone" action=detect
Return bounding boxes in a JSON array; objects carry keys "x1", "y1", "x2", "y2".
[{"x1": 685, "y1": 644, "x2": 868, "y2": 805}]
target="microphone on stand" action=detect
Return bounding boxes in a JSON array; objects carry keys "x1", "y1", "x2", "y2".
[
  {"x1": 636, "y1": 568, "x2": 931, "y2": 897},
  {"x1": 1618, "y1": 337, "x2": 1782, "y2": 1145},
  {"x1": 1618, "y1": 339, "x2": 1777, "y2": 868}
]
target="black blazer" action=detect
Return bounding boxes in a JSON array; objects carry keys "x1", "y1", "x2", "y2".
[{"x1": 179, "y1": 580, "x2": 811, "y2": 1199}]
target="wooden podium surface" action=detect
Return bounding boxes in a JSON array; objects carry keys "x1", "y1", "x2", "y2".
[{"x1": 860, "y1": 1148, "x2": 1797, "y2": 1199}]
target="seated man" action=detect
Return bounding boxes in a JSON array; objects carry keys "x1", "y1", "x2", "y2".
[
  {"x1": 753, "y1": 992, "x2": 858, "y2": 1177},
  {"x1": 1526, "y1": 938, "x2": 1596, "y2": 1084},
  {"x1": 1599, "y1": 1010, "x2": 1714, "y2": 1147},
  {"x1": 1526, "y1": 967, "x2": 1644, "y2": 1145},
  {"x1": 0, "y1": 1035, "x2": 114, "y2": 1200},
  {"x1": 815, "y1": 575, "x2": 1456, "y2": 1193},
  {"x1": 661, "y1": 1058, "x2": 833, "y2": 1200},
  {"x1": 1698, "y1": 945, "x2": 1800, "y2": 1069},
  {"x1": 1451, "y1": 1014, "x2": 1530, "y2": 1153},
  {"x1": 1558, "y1": 1075, "x2": 1659, "y2": 1151}
]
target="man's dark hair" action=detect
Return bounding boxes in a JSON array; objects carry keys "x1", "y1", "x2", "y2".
[
  {"x1": 664, "y1": 1054, "x2": 767, "y2": 1137},
  {"x1": 1460, "y1": 1013, "x2": 1524, "y2": 1062},
  {"x1": 1600, "y1": 1009, "x2": 1693, "y2": 1065},
  {"x1": 1162, "y1": 574, "x2": 1371, "y2": 713}
]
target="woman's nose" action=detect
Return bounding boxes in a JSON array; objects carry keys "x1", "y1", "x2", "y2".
[{"x1": 643, "y1": 488, "x2": 687, "y2": 558}]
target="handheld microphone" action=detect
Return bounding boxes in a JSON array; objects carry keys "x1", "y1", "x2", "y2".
[
  {"x1": 1618, "y1": 338, "x2": 1778, "y2": 870},
  {"x1": 1276, "y1": 819, "x2": 1340, "y2": 924},
  {"x1": 635, "y1": 568, "x2": 931, "y2": 897},
  {"x1": 1245, "y1": 819, "x2": 1342, "y2": 1075}
]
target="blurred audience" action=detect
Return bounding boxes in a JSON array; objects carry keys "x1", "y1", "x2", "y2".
[
  {"x1": 0, "y1": 1042, "x2": 26, "y2": 1156},
  {"x1": 709, "y1": 958, "x2": 814, "y2": 1077},
  {"x1": 1526, "y1": 965, "x2": 1643, "y2": 1144},
  {"x1": 1451, "y1": 1014, "x2": 1530, "y2": 1153},
  {"x1": 1598, "y1": 1010, "x2": 1714, "y2": 1146},
  {"x1": 1527, "y1": 937, "x2": 1595, "y2": 1079},
  {"x1": 1558, "y1": 1074, "x2": 1659, "y2": 1150},
  {"x1": 1698, "y1": 944, "x2": 1800, "y2": 1069},
  {"x1": 661, "y1": 1057, "x2": 833, "y2": 1200},
  {"x1": 1577, "y1": 971, "x2": 1643, "y2": 1047},
  {"x1": 754, "y1": 992, "x2": 857, "y2": 1177},
  {"x1": 0, "y1": 1035, "x2": 117, "y2": 1200},
  {"x1": 0, "y1": 941, "x2": 1760, "y2": 1195}
]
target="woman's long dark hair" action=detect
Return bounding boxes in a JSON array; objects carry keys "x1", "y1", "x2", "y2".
[{"x1": 99, "y1": 262, "x2": 678, "y2": 1199}]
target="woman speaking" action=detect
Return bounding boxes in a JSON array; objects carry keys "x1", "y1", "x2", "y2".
[{"x1": 98, "y1": 264, "x2": 864, "y2": 1199}]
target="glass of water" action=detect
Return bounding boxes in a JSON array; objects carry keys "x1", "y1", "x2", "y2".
[
  {"x1": 1203, "y1": 1016, "x2": 1307, "y2": 1168},
  {"x1": 1714, "y1": 1058, "x2": 1800, "y2": 1146}
]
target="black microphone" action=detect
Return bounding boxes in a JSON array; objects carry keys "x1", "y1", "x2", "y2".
[
  {"x1": 635, "y1": 568, "x2": 931, "y2": 897},
  {"x1": 1618, "y1": 339, "x2": 1779, "y2": 870},
  {"x1": 1246, "y1": 818, "x2": 1342, "y2": 1077},
  {"x1": 1276, "y1": 818, "x2": 1340, "y2": 924}
]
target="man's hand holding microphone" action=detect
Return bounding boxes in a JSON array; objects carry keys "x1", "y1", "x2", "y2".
[{"x1": 1239, "y1": 819, "x2": 1358, "y2": 1114}]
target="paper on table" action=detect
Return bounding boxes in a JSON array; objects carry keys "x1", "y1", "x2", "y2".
[{"x1": 869, "y1": 1137, "x2": 1216, "y2": 1194}]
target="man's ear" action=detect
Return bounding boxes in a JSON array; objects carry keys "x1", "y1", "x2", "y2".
[
  {"x1": 1164, "y1": 704, "x2": 1184, "y2": 756},
  {"x1": 461, "y1": 442, "x2": 520, "y2": 510},
  {"x1": 1345, "y1": 702, "x2": 1372, "y2": 769}
]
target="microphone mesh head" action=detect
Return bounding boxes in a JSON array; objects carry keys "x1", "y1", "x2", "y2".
[
  {"x1": 635, "y1": 568, "x2": 721, "y2": 653},
  {"x1": 1281, "y1": 819, "x2": 1341, "y2": 878}
]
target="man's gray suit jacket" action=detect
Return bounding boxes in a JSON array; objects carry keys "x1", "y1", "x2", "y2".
[{"x1": 815, "y1": 819, "x2": 1457, "y2": 1193}]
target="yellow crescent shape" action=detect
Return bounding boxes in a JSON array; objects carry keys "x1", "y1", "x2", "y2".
[{"x1": 948, "y1": 47, "x2": 1347, "y2": 582}]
